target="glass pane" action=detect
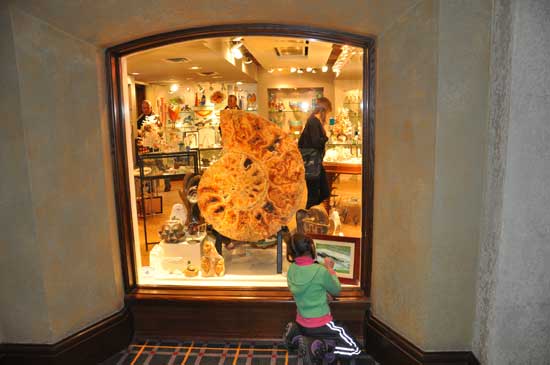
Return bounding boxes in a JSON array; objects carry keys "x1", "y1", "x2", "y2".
[{"x1": 122, "y1": 36, "x2": 365, "y2": 287}]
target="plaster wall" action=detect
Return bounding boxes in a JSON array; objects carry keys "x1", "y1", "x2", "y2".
[
  {"x1": 472, "y1": 0, "x2": 513, "y2": 362},
  {"x1": 3, "y1": 0, "x2": 496, "y2": 352},
  {"x1": 474, "y1": 0, "x2": 550, "y2": 363},
  {"x1": 371, "y1": 0, "x2": 438, "y2": 349},
  {"x1": 428, "y1": 0, "x2": 491, "y2": 350},
  {"x1": 1, "y1": 6, "x2": 124, "y2": 343},
  {"x1": 0, "y1": 2, "x2": 52, "y2": 343}
]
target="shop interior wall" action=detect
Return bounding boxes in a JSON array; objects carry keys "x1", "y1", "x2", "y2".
[
  {"x1": 3, "y1": 0, "x2": 496, "y2": 353},
  {"x1": 256, "y1": 69, "x2": 335, "y2": 119},
  {"x1": 1, "y1": 4, "x2": 124, "y2": 344}
]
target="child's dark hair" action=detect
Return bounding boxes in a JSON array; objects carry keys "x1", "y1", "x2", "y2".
[{"x1": 286, "y1": 232, "x2": 316, "y2": 262}]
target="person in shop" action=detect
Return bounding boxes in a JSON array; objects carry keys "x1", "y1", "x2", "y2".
[
  {"x1": 298, "y1": 97, "x2": 332, "y2": 209},
  {"x1": 135, "y1": 99, "x2": 171, "y2": 192},
  {"x1": 283, "y1": 232, "x2": 362, "y2": 363},
  {"x1": 136, "y1": 100, "x2": 158, "y2": 129},
  {"x1": 224, "y1": 94, "x2": 240, "y2": 110}
]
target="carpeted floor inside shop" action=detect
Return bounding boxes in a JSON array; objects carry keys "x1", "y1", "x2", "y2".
[{"x1": 99, "y1": 338, "x2": 376, "y2": 365}]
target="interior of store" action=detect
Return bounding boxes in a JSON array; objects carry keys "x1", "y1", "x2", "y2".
[{"x1": 121, "y1": 36, "x2": 365, "y2": 287}]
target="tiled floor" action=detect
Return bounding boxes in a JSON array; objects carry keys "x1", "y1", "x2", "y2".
[{"x1": 100, "y1": 338, "x2": 376, "y2": 365}]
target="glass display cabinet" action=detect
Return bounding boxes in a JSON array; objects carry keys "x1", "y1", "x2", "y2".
[{"x1": 136, "y1": 150, "x2": 199, "y2": 250}]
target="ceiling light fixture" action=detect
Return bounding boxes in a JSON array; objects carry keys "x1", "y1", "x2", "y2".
[
  {"x1": 267, "y1": 68, "x2": 274, "y2": 73},
  {"x1": 277, "y1": 68, "x2": 283, "y2": 72},
  {"x1": 290, "y1": 67, "x2": 297, "y2": 73},
  {"x1": 236, "y1": 81, "x2": 243, "y2": 85},
  {"x1": 169, "y1": 84, "x2": 179, "y2": 93},
  {"x1": 321, "y1": 65, "x2": 329, "y2": 72},
  {"x1": 231, "y1": 42, "x2": 243, "y2": 59},
  {"x1": 189, "y1": 66, "x2": 201, "y2": 70},
  {"x1": 306, "y1": 67, "x2": 313, "y2": 72},
  {"x1": 130, "y1": 72, "x2": 140, "y2": 75},
  {"x1": 297, "y1": 68, "x2": 304, "y2": 74}
]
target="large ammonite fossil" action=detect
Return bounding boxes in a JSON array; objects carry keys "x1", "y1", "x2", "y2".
[{"x1": 198, "y1": 110, "x2": 306, "y2": 242}]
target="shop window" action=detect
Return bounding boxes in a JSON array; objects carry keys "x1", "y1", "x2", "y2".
[{"x1": 111, "y1": 29, "x2": 373, "y2": 292}]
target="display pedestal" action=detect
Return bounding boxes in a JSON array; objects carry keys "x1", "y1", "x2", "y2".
[{"x1": 150, "y1": 241, "x2": 201, "y2": 273}]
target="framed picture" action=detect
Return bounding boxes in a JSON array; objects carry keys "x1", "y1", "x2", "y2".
[
  {"x1": 183, "y1": 131, "x2": 199, "y2": 149},
  {"x1": 309, "y1": 234, "x2": 360, "y2": 285}
]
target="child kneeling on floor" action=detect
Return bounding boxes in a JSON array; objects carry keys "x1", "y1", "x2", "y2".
[{"x1": 283, "y1": 232, "x2": 362, "y2": 364}]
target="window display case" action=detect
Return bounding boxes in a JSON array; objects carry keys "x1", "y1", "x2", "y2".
[
  {"x1": 136, "y1": 150, "x2": 199, "y2": 250},
  {"x1": 268, "y1": 87, "x2": 323, "y2": 137}
]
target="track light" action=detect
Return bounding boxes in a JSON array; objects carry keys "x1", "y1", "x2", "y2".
[{"x1": 231, "y1": 42, "x2": 243, "y2": 59}]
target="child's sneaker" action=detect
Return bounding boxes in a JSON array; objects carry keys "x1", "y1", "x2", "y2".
[
  {"x1": 298, "y1": 337, "x2": 327, "y2": 365},
  {"x1": 282, "y1": 322, "x2": 301, "y2": 350}
]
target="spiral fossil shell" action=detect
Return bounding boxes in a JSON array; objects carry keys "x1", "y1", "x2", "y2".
[{"x1": 197, "y1": 110, "x2": 306, "y2": 241}]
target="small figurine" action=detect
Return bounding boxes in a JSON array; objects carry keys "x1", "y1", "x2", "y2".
[
  {"x1": 200, "y1": 239, "x2": 225, "y2": 277},
  {"x1": 184, "y1": 260, "x2": 199, "y2": 277},
  {"x1": 158, "y1": 219, "x2": 186, "y2": 243}
]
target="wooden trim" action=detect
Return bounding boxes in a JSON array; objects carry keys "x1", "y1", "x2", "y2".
[
  {"x1": 1, "y1": 307, "x2": 133, "y2": 365},
  {"x1": 106, "y1": 23, "x2": 376, "y2": 298},
  {"x1": 362, "y1": 44, "x2": 376, "y2": 296},
  {"x1": 365, "y1": 311, "x2": 480, "y2": 365},
  {"x1": 106, "y1": 51, "x2": 137, "y2": 291},
  {"x1": 128, "y1": 292, "x2": 369, "y2": 339}
]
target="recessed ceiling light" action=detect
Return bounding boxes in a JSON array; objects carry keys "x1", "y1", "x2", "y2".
[
  {"x1": 277, "y1": 68, "x2": 283, "y2": 72},
  {"x1": 236, "y1": 81, "x2": 243, "y2": 85},
  {"x1": 189, "y1": 66, "x2": 201, "y2": 70},
  {"x1": 130, "y1": 72, "x2": 140, "y2": 75}
]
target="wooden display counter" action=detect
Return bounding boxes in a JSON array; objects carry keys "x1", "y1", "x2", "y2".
[{"x1": 323, "y1": 161, "x2": 362, "y2": 175}]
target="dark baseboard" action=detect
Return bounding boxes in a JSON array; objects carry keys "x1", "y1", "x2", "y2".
[
  {"x1": 1, "y1": 307, "x2": 133, "y2": 365},
  {"x1": 365, "y1": 311, "x2": 479, "y2": 365}
]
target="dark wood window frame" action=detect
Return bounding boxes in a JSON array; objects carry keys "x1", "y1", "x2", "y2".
[{"x1": 106, "y1": 24, "x2": 376, "y2": 302}]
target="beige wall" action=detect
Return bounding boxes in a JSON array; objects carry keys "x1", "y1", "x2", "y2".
[
  {"x1": 0, "y1": 3, "x2": 52, "y2": 343},
  {"x1": 372, "y1": 0, "x2": 438, "y2": 348},
  {"x1": 1, "y1": 4, "x2": 124, "y2": 343},
  {"x1": 372, "y1": 0, "x2": 491, "y2": 350},
  {"x1": 2, "y1": 0, "x2": 494, "y2": 353},
  {"x1": 428, "y1": 0, "x2": 491, "y2": 349}
]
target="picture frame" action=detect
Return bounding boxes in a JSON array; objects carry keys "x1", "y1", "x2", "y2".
[
  {"x1": 309, "y1": 234, "x2": 360, "y2": 285},
  {"x1": 183, "y1": 131, "x2": 199, "y2": 149}
]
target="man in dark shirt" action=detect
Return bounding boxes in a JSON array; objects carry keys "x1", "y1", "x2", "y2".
[{"x1": 136, "y1": 100, "x2": 156, "y2": 129}]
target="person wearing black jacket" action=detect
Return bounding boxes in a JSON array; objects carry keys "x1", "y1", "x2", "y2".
[{"x1": 298, "y1": 97, "x2": 332, "y2": 209}]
